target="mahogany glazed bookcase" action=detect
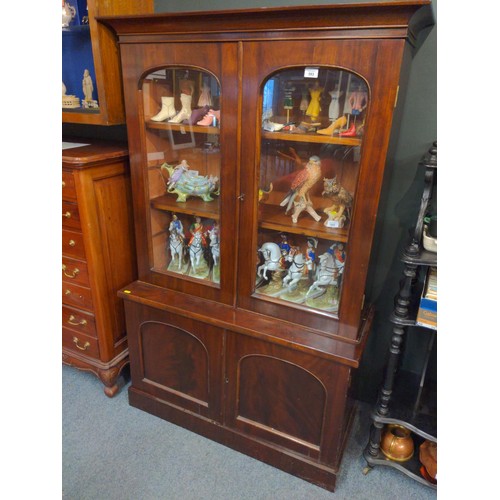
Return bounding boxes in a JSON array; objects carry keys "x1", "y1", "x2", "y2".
[{"x1": 100, "y1": 1, "x2": 434, "y2": 491}]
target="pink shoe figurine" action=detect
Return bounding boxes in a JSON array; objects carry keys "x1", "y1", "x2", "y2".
[{"x1": 197, "y1": 109, "x2": 220, "y2": 126}]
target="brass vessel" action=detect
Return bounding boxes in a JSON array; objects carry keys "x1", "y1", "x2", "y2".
[{"x1": 380, "y1": 424, "x2": 414, "y2": 462}]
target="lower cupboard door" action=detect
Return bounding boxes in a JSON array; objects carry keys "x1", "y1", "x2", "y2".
[
  {"x1": 225, "y1": 333, "x2": 351, "y2": 465},
  {"x1": 126, "y1": 303, "x2": 224, "y2": 422}
]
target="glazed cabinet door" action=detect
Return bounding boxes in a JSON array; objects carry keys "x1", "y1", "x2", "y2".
[
  {"x1": 124, "y1": 301, "x2": 225, "y2": 422},
  {"x1": 120, "y1": 42, "x2": 239, "y2": 305},
  {"x1": 237, "y1": 39, "x2": 404, "y2": 339}
]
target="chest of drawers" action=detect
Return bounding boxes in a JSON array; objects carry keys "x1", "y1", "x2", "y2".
[{"x1": 62, "y1": 141, "x2": 136, "y2": 396}]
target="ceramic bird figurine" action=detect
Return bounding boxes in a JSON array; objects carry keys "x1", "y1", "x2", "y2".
[{"x1": 280, "y1": 155, "x2": 322, "y2": 214}]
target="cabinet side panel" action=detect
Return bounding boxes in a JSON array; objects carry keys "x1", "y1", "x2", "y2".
[{"x1": 93, "y1": 170, "x2": 136, "y2": 344}]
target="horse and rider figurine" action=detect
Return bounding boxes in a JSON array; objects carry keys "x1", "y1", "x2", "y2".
[
  {"x1": 167, "y1": 214, "x2": 219, "y2": 280},
  {"x1": 256, "y1": 235, "x2": 345, "y2": 311}
]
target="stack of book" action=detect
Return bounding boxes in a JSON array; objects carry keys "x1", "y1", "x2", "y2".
[{"x1": 416, "y1": 267, "x2": 437, "y2": 330}]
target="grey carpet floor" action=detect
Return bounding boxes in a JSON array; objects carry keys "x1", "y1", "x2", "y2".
[{"x1": 62, "y1": 365, "x2": 437, "y2": 500}]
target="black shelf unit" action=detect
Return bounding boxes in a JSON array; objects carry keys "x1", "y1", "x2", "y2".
[{"x1": 363, "y1": 142, "x2": 437, "y2": 489}]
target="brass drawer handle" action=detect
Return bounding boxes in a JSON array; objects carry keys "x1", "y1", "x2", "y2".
[
  {"x1": 72, "y1": 336, "x2": 90, "y2": 351},
  {"x1": 62, "y1": 180, "x2": 66, "y2": 187},
  {"x1": 62, "y1": 264, "x2": 79, "y2": 278},
  {"x1": 65, "y1": 289, "x2": 71, "y2": 296},
  {"x1": 68, "y1": 315, "x2": 87, "y2": 326},
  {"x1": 63, "y1": 211, "x2": 72, "y2": 218},
  {"x1": 69, "y1": 239, "x2": 76, "y2": 247}
]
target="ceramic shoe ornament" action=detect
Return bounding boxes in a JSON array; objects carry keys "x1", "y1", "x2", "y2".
[{"x1": 161, "y1": 160, "x2": 219, "y2": 202}]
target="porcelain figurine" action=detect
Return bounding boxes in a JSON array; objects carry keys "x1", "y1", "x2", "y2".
[
  {"x1": 62, "y1": 1, "x2": 76, "y2": 27},
  {"x1": 161, "y1": 161, "x2": 219, "y2": 202},
  {"x1": 322, "y1": 176, "x2": 353, "y2": 228},
  {"x1": 258, "y1": 183, "x2": 273, "y2": 202},
  {"x1": 207, "y1": 222, "x2": 220, "y2": 283},
  {"x1": 305, "y1": 237, "x2": 318, "y2": 278},
  {"x1": 256, "y1": 241, "x2": 288, "y2": 296},
  {"x1": 82, "y1": 69, "x2": 93, "y2": 101},
  {"x1": 81, "y1": 69, "x2": 99, "y2": 109},
  {"x1": 257, "y1": 241, "x2": 282, "y2": 281},
  {"x1": 188, "y1": 217, "x2": 210, "y2": 279},
  {"x1": 279, "y1": 155, "x2": 322, "y2": 222},
  {"x1": 279, "y1": 247, "x2": 311, "y2": 302},
  {"x1": 167, "y1": 214, "x2": 187, "y2": 273},
  {"x1": 305, "y1": 251, "x2": 339, "y2": 300}
]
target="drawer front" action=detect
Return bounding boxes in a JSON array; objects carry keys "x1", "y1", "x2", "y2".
[
  {"x1": 62, "y1": 256, "x2": 90, "y2": 287},
  {"x1": 63, "y1": 327, "x2": 100, "y2": 358},
  {"x1": 62, "y1": 229, "x2": 86, "y2": 260},
  {"x1": 62, "y1": 282, "x2": 93, "y2": 312},
  {"x1": 62, "y1": 200, "x2": 81, "y2": 230},
  {"x1": 62, "y1": 305, "x2": 97, "y2": 337},
  {"x1": 62, "y1": 170, "x2": 77, "y2": 201}
]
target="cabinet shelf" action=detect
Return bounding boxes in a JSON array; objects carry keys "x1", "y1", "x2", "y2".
[
  {"x1": 146, "y1": 120, "x2": 220, "y2": 135},
  {"x1": 259, "y1": 203, "x2": 349, "y2": 242},
  {"x1": 262, "y1": 130, "x2": 361, "y2": 146},
  {"x1": 151, "y1": 194, "x2": 220, "y2": 220}
]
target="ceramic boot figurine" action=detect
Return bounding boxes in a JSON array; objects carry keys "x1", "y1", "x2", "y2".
[
  {"x1": 169, "y1": 93, "x2": 192, "y2": 123},
  {"x1": 151, "y1": 96, "x2": 177, "y2": 122}
]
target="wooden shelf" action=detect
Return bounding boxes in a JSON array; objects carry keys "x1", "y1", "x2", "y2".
[
  {"x1": 146, "y1": 120, "x2": 219, "y2": 135},
  {"x1": 151, "y1": 194, "x2": 220, "y2": 220},
  {"x1": 259, "y1": 203, "x2": 349, "y2": 242},
  {"x1": 262, "y1": 130, "x2": 361, "y2": 147}
]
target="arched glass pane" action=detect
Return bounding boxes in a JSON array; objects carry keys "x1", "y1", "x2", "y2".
[
  {"x1": 141, "y1": 67, "x2": 221, "y2": 284},
  {"x1": 256, "y1": 67, "x2": 368, "y2": 316}
]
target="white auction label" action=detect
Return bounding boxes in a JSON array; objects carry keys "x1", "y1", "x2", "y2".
[{"x1": 304, "y1": 67, "x2": 319, "y2": 78}]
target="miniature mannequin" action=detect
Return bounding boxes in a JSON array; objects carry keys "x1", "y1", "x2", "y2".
[
  {"x1": 198, "y1": 83, "x2": 212, "y2": 107},
  {"x1": 328, "y1": 84, "x2": 343, "y2": 121},
  {"x1": 82, "y1": 69, "x2": 93, "y2": 101},
  {"x1": 299, "y1": 90, "x2": 309, "y2": 114},
  {"x1": 305, "y1": 82, "x2": 323, "y2": 121}
]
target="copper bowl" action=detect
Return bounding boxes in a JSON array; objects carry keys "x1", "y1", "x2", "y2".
[{"x1": 380, "y1": 424, "x2": 414, "y2": 462}]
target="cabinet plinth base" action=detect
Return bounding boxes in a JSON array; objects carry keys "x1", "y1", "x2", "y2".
[
  {"x1": 62, "y1": 349, "x2": 129, "y2": 397},
  {"x1": 128, "y1": 385, "x2": 356, "y2": 492}
]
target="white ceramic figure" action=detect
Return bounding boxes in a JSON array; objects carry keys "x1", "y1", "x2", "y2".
[
  {"x1": 305, "y1": 252, "x2": 338, "y2": 298},
  {"x1": 257, "y1": 242, "x2": 281, "y2": 281},
  {"x1": 168, "y1": 215, "x2": 185, "y2": 270},
  {"x1": 208, "y1": 224, "x2": 220, "y2": 267},
  {"x1": 282, "y1": 248, "x2": 307, "y2": 293},
  {"x1": 189, "y1": 230, "x2": 205, "y2": 274},
  {"x1": 82, "y1": 69, "x2": 93, "y2": 101},
  {"x1": 62, "y1": 2, "x2": 76, "y2": 27}
]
